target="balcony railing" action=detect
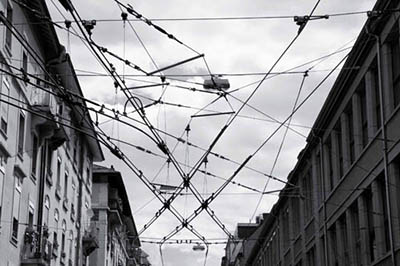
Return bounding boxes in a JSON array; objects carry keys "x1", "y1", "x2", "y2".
[
  {"x1": 20, "y1": 227, "x2": 49, "y2": 266},
  {"x1": 31, "y1": 88, "x2": 57, "y2": 116}
]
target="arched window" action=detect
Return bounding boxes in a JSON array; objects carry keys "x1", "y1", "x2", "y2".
[
  {"x1": 53, "y1": 209, "x2": 60, "y2": 252},
  {"x1": 69, "y1": 230, "x2": 74, "y2": 259},
  {"x1": 54, "y1": 208, "x2": 59, "y2": 223},
  {"x1": 61, "y1": 220, "x2": 67, "y2": 254},
  {"x1": 43, "y1": 195, "x2": 50, "y2": 226}
]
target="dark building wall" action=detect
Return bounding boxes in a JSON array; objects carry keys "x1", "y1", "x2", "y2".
[{"x1": 241, "y1": 0, "x2": 400, "y2": 265}]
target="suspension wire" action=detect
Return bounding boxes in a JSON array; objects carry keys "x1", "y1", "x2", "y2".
[
  {"x1": 68, "y1": 3, "x2": 191, "y2": 183},
  {"x1": 150, "y1": 93, "x2": 224, "y2": 183},
  {"x1": 16, "y1": 9, "x2": 400, "y2": 26},
  {"x1": 158, "y1": 51, "x2": 349, "y2": 246},
  {"x1": 143, "y1": 94, "x2": 240, "y2": 238},
  {"x1": 159, "y1": 244, "x2": 165, "y2": 266},
  {"x1": 11, "y1": 0, "x2": 265, "y2": 247},
  {"x1": 204, "y1": 245, "x2": 209, "y2": 266},
  {"x1": 182, "y1": 0, "x2": 323, "y2": 188},
  {"x1": 1, "y1": 62, "x2": 295, "y2": 192},
  {"x1": 250, "y1": 71, "x2": 308, "y2": 221},
  {"x1": 114, "y1": 0, "x2": 202, "y2": 55},
  {"x1": 72, "y1": 68, "x2": 358, "y2": 78},
  {"x1": 4, "y1": 3, "x2": 209, "y2": 245},
  {"x1": 133, "y1": 197, "x2": 158, "y2": 215},
  {"x1": 113, "y1": 1, "x2": 160, "y2": 72},
  {"x1": 39, "y1": 0, "x2": 368, "y2": 247},
  {"x1": 63, "y1": 2, "x2": 222, "y2": 244}
]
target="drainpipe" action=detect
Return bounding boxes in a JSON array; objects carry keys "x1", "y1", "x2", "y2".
[
  {"x1": 366, "y1": 26, "x2": 397, "y2": 266},
  {"x1": 35, "y1": 140, "x2": 48, "y2": 257}
]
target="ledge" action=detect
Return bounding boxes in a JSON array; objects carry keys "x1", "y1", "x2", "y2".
[
  {"x1": 0, "y1": 140, "x2": 10, "y2": 158},
  {"x1": 14, "y1": 164, "x2": 27, "y2": 179}
]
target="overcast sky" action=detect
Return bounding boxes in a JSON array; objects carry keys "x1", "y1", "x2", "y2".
[{"x1": 47, "y1": 0, "x2": 376, "y2": 265}]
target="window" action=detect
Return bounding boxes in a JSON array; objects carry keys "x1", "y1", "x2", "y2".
[
  {"x1": 345, "y1": 103, "x2": 355, "y2": 164},
  {"x1": 282, "y1": 207, "x2": 290, "y2": 250},
  {"x1": 320, "y1": 236, "x2": 326, "y2": 265},
  {"x1": 0, "y1": 159, "x2": 4, "y2": 223},
  {"x1": 56, "y1": 157, "x2": 62, "y2": 195},
  {"x1": 53, "y1": 231, "x2": 58, "y2": 253},
  {"x1": 61, "y1": 220, "x2": 67, "y2": 253},
  {"x1": 350, "y1": 203, "x2": 361, "y2": 265},
  {"x1": 303, "y1": 169, "x2": 314, "y2": 222},
  {"x1": 17, "y1": 112, "x2": 25, "y2": 158},
  {"x1": 43, "y1": 195, "x2": 50, "y2": 226},
  {"x1": 79, "y1": 142, "x2": 85, "y2": 174},
  {"x1": 64, "y1": 169, "x2": 69, "y2": 198},
  {"x1": 292, "y1": 188, "x2": 301, "y2": 236},
  {"x1": 54, "y1": 208, "x2": 59, "y2": 223},
  {"x1": 5, "y1": 1, "x2": 13, "y2": 51},
  {"x1": 0, "y1": 76, "x2": 10, "y2": 135},
  {"x1": 306, "y1": 246, "x2": 316, "y2": 266},
  {"x1": 377, "y1": 175, "x2": 391, "y2": 253},
  {"x1": 28, "y1": 200, "x2": 34, "y2": 228},
  {"x1": 389, "y1": 25, "x2": 400, "y2": 107},
  {"x1": 86, "y1": 167, "x2": 90, "y2": 187},
  {"x1": 73, "y1": 136, "x2": 78, "y2": 164},
  {"x1": 31, "y1": 135, "x2": 39, "y2": 178},
  {"x1": 315, "y1": 152, "x2": 323, "y2": 206},
  {"x1": 54, "y1": 209, "x2": 59, "y2": 254},
  {"x1": 46, "y1": 144, "x2": 53, "y2": 178},
  {"x1": 22, "y1": 51, "x2": 28, "y2": 74},
  {"x1": 339, "y1": 214, "x2": 350, "y2": 265},
  {"x1": 325, "y1": 138, "x2": 334, "y2": 191},
  {"x1": 328, "y1": 225, "x2": 338, "y2": 266},
  {"x1": 68, "y1": 230, "x2": 74, "y2": 260},
  {"x1": 357, "y1": 81, "x2": 368, "y2": 147},
  {"x1": 334, "y1": 121, "x2": 344, "y2": 178},
  {"x1": 371, "y1": 60, "x2": 382, "y2": 129},
  {"x1": 11, "y1": 176, "x2": 22, "y2": 242},
  {"x1": 365, "y1": 187, "x2": 376, "y2": 261}
]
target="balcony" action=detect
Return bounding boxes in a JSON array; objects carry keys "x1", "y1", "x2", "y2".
[
  {"x1": 82, "y1": 225, "x2": 99, "y2": 256},
  {"x1": 20, "y1": 227, "x2": 48, "y2": 266},
  {"x1": 31, "y1": 88, "x2": 58, "y2": 115},
  {"x1": 108, "y1": 188, "x2": 124, "y2": 227},
  {"x1": 31, "y1": 89, "x2": 68, "y2": 150}
]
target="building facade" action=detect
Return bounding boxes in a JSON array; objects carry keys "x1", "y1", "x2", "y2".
[
  {"x1": 222, "y1": 215, "x2": 269, "y2": 266},
  {"x1": 89, "y1": 165, "x2": 143, "y2": 266},
  {"x1": 0, "y1": 0, "x2": 105, "y2": 265},
  {"x1": 228, "y1": 0, "x2": 400, "y2": 265}
]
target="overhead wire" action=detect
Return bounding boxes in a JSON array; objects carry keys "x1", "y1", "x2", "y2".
[
  {"x1": 183, "y1": 0, "x2": 323, "y2": 187},
  {"x1": 65, "y1": 0, "x2": 218, "y2": 245},
  {"x1": 4, "y1": 1, "x2": 207, "y2": 244},
  {"x1": 162, "y1": 44, "x2": 349, "y2": 249},
  {"x1": 40, "y1": 0, "x2": 394, "y2": 251},
  {"x1": 153, "y1": 0, "x2": 324, "y2": 245},
  {"x1": 250, "y1": 71, "x2": 308, "y2": 221},
  {"x1": 16, "y1": 9, "x2": 400, "y2": 26}
]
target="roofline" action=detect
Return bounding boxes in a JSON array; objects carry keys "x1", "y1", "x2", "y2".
[
  {"x1": 245, "y1": 0, "x2": 395, "y2": 264},
  {"x1": 93, "y1": 165, "x2": 140, "y2": 246},
  {"x1": 23, "y1": 0, "x2": 104, "y2": 161}
]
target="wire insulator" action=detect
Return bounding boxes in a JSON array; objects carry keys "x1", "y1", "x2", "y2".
[
  {"x1": 64, "y1": 20, "x2": 72, "y2": 29},
  {"x1": 121, "y1": 12, "x2": 128, "y2": 21}
]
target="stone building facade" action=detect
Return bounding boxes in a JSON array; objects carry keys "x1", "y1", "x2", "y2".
[
  {"x1": 0, "y1": 0, "x2": 104, "y2": 265},
  {"x1": 89, "y1": 165, "x2": 143, "y2": 266},
  {"x1": 224, "y1": 0, "x2": 400, "y2": 265}
]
